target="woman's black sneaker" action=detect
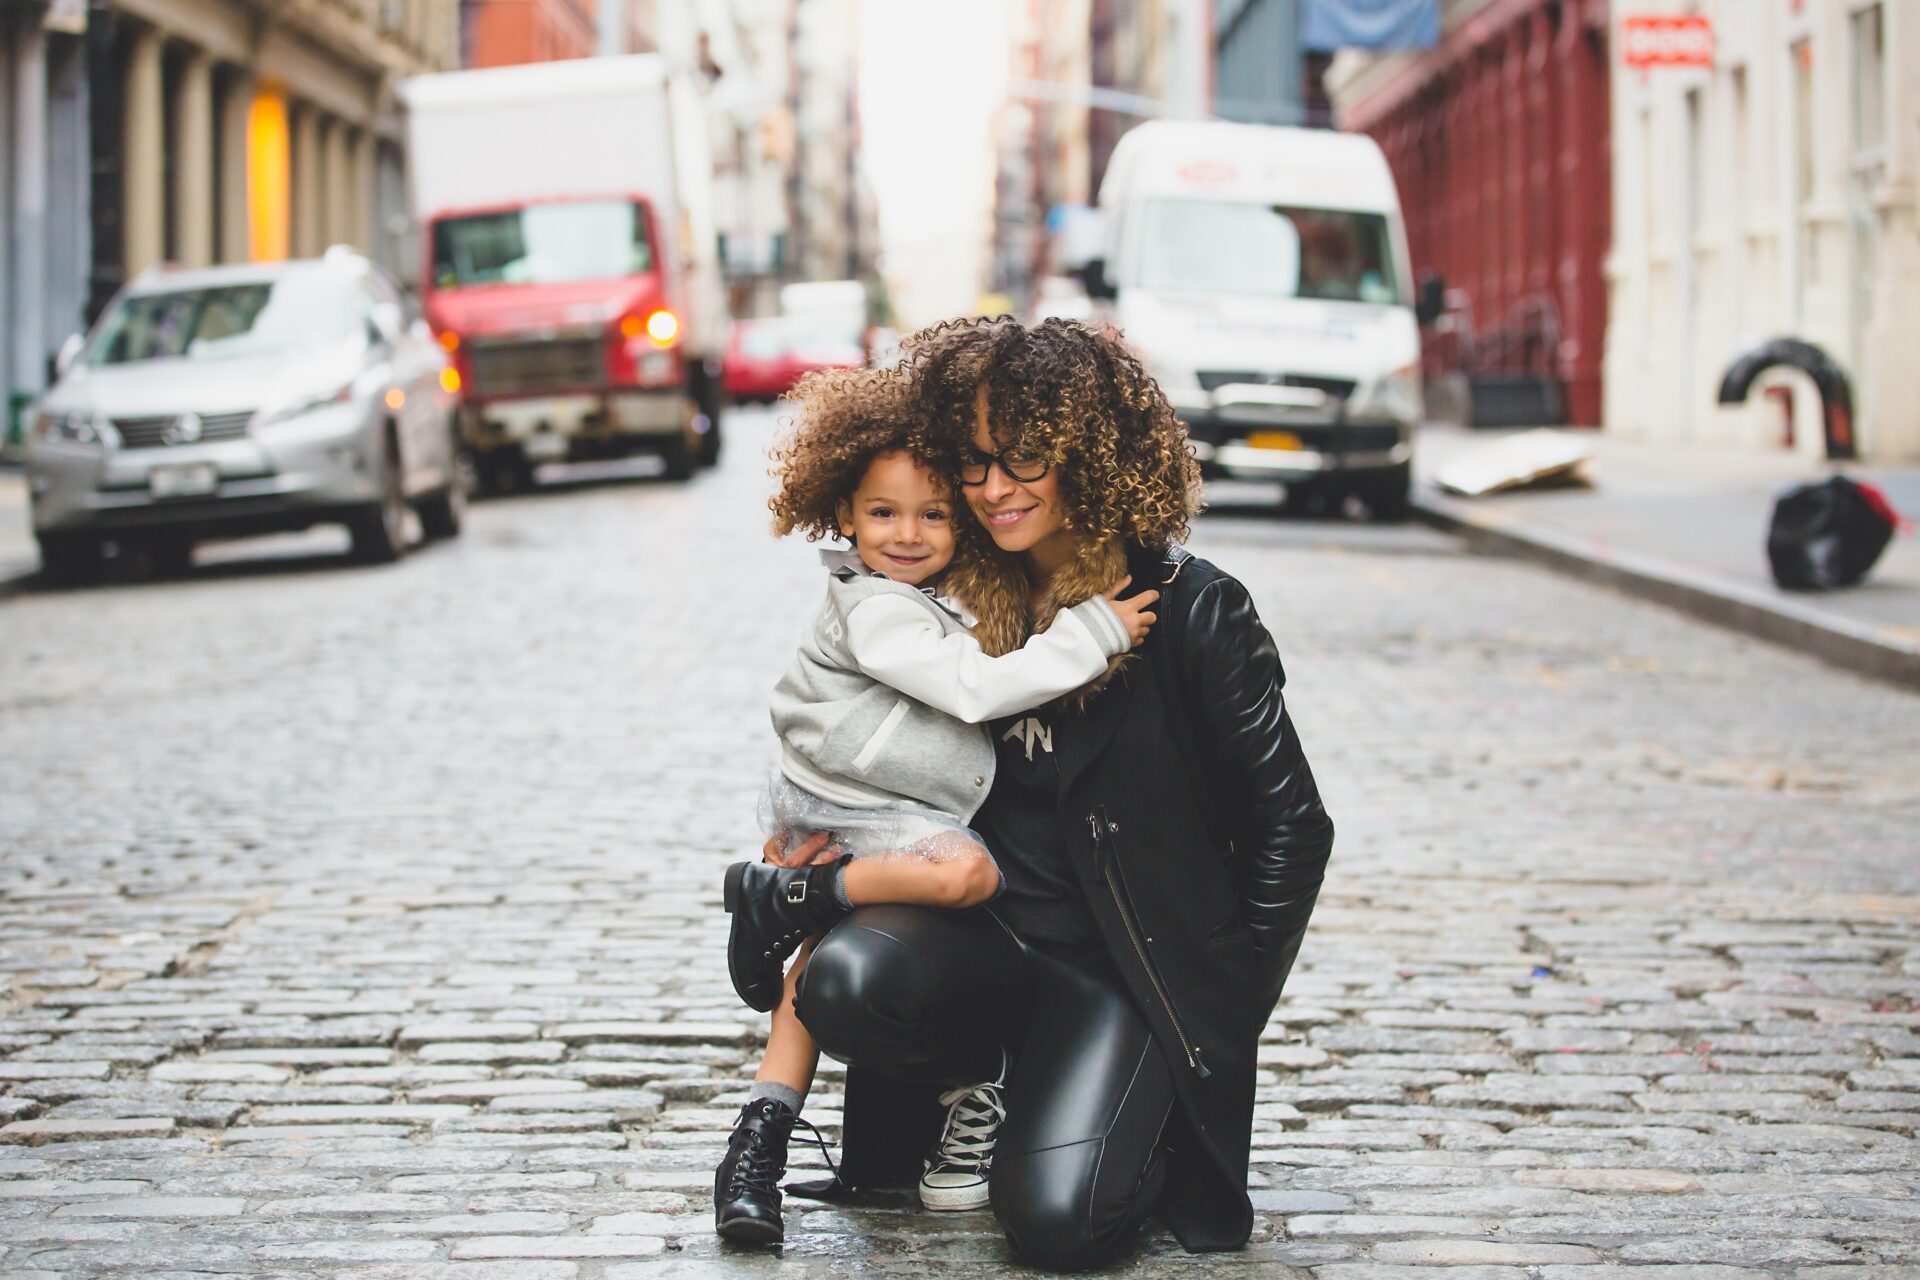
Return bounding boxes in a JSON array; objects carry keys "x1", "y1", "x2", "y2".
[
  {"x1": 714, "y1": 1096, "x2": 798, "y2": 1244},
  {"x1": 722, "y1": 860, "x2": 852, "y2": 1011}
]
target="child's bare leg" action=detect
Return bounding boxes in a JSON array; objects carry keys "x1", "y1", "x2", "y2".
[
  {"x1": 841, "y1": 855, "x2": 1000, "y2": 911},
  {"x1": 753, "y1": 938, "x2": 821, "y2": 1097}
]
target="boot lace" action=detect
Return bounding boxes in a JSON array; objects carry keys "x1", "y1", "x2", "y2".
[
  {"x1": 728, "y1": 1111, "x2": 839, "y2": 1197},
  {"x1": 925, "y1": 1078, "x2": 1006, "y2": 1176}
]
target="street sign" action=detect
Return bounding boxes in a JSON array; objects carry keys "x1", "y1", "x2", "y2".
[{"x1": 1622, "y1": 16, "x2": 1714, "y2": 69}]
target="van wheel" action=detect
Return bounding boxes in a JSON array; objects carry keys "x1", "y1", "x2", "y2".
[
  {"x1": 145, "y1": 536, "x2": 196, "y2": 578},
  {"x1": 37, "y1": 533, "x2": 102, "y2": 585},
  {"x1": 698, "y1": 417, "x2": 723, "y2": 468},
  {"x1": 1358, "y1": 463, "x2": 1412, "y2": 522}
]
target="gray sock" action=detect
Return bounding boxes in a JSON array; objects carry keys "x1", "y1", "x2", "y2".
[
  {"x1": 828, "y1": 860, "x2": 853, "y2": 910},
  {"x1": 747, "y1": 1080, "x2": 804, "y2": 1114}
]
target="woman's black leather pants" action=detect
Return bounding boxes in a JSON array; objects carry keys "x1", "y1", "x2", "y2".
[{"x1": 793, "y1": 904, "x2": 1176, "y2": 1272}]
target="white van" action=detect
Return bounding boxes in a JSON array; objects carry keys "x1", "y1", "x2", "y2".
[{"x1": 1081, "y1": 121, "x2": 1435, "y2": 517}]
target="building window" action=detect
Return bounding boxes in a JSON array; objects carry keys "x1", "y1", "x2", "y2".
[{"x1": 1852, "y1": 3, "x2": 1885, "y2": 152}]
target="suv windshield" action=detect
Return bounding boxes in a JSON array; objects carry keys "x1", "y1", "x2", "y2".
[
  {"x1": 432, "y1": 200, "x2": 654, "y2": 288},
  {"x1": 1138, "y1": 199, "x2": 1402, "y2": 305},
  {"x1": 87, "y1": 268, "x2": 366, "y2": 365}
]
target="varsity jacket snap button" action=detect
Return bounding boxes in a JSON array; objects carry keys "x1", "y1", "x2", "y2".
[{"x1": 973, "y1": 776, "x2": 985, "y2": 786}]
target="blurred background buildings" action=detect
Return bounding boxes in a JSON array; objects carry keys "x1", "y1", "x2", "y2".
[
  {"x1": 1604, "y1": 0, "x2": 1916, "y2": 462},
  {"x1": 4, "y1": 0, "x2": 1915, "y2": 462}
]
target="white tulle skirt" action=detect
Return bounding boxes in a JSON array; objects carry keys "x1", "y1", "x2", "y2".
[{"x1": 757, "y1": 770, "x2": 995, "y2": 868}]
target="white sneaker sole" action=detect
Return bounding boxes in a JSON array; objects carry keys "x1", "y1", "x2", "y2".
[{"x1": 919, "y1": 1179, "x2": 991, "y2": 1212}]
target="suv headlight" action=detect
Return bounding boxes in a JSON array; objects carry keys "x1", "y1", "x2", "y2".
[
  {"x1": 260, "y1": 383, "x2": 353, "y2": 427},
  {"x1": 31, "y1": 408, "x2": 117, "y2": 447},
  {"x1": 1351, "y1": 363, "x2": 1423, "y2": 424}
]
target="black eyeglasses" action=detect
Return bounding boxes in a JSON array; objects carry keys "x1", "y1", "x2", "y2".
[{"x1": 959, "y1": 443, "x2": 1051, "y2": 485}]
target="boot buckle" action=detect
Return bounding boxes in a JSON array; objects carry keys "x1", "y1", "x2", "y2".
[{"x1": 785, "y1": 881, "x2": 807, "y2": 904}]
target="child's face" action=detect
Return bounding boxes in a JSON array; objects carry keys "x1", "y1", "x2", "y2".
[{"x1": 837, "y1": 451, "x2": 957, "y2": 589}]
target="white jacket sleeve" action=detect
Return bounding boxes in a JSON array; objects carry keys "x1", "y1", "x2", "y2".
[{"x1": 843, "y1": 593, "x2": 1132, "y2": 724}]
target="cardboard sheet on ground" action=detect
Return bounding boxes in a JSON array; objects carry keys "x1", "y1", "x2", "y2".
[{"x1": 1435, "y1": 429, "x2": 1595, "y2": 497}]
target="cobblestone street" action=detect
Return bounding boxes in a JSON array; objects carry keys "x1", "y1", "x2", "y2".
[{"x1": 3, "y1": 406, "x2": 1917, "y2": 1278}]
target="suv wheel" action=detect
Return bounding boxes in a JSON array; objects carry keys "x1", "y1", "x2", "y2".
[
  {"x1": 417, "y1": 445, "x2": 466, "y2": 541},
  {"x1": 349, "y1": 441, "x2": 410, "y2": 563}
]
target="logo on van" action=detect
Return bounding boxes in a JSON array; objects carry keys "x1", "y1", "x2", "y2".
[{"x1": 1177, "y1": 161, "x2": 1239, "y2": 184}]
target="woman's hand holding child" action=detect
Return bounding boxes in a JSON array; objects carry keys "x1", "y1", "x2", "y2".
[{"x1": 763, "y1": 831, "x2": 839, "y2": 868}]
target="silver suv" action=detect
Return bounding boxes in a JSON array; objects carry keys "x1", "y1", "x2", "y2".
[{"x1": 25, "y1": 250, "x2": 463, "y2": 580}]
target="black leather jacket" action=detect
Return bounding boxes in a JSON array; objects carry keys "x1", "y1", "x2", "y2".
[
  {"x1": 1046, "y1": 543, "x2": 1333, "y2": 1250},
  {"x1": 826, "y1": 544, "x2": 1333, "y2": 1254}
]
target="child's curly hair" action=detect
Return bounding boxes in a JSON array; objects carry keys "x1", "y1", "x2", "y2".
[
  {"x1": 902, "y1": 316, "x2": 1201, "y2": 550},
  {"x1": 768, "y1": 363, "x2": 948, "y2": 541}
]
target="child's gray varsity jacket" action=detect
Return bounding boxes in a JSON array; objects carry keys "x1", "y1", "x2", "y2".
[{"x1": 770, "y1": 550, "x2": 1131, "y2": 822}]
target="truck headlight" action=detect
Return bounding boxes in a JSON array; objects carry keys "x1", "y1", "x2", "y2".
[{"x1": 31, "y1": 408, "x2": 117, "y2": 447}]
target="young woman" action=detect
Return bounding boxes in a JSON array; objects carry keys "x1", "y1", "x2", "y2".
[{"x1": 781, "y1": 317, "x2": 1335, "y2": 1269}]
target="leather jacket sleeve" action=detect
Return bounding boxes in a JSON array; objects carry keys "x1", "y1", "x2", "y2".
[{"x1": 1182, "y1": 575, "x2": 1334, "y2": 1013}]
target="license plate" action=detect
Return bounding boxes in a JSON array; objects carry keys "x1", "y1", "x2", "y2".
[
  {"x1": 149, "y1": 462, "x2": 218, "y2": 498},
  {"x1": 523, "y1": 433, "x2": 569, "y2": 461},
  {"x1": 1245, "y1": 431, "x2": 1304, "y2": 451}
]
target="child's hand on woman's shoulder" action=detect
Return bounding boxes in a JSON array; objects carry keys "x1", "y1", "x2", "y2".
[{"x1": 1102, "y1": 576, "x2": 1161, "y2": 648}]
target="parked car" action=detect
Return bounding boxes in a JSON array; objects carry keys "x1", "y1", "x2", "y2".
[
  {"x1": 24, "y1": 249, "x2": 462, "y2": 581},
  {"x1": 722, "y1": 318, "x2": 803, "y2": 403},
  {"x1": 721, "y1": 316, "x2": 865, "y2": 404}
]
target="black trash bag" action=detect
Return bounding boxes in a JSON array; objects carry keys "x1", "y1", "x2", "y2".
[{"x1": 1766, "y1": 476, "x2": 1897, "y2": 590}]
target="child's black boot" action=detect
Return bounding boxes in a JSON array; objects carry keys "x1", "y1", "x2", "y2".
[
  {"x1": 722, "y1": 860, "x2": 851, "y2": 1012},
  {"x1": 713, "y1": 1096, "x2": 798, "y2": 1244}
]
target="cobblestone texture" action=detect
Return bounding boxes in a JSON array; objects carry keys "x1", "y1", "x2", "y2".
[{"x1": 2, "y1": 409, "x2": 1916, "y2": 1276}]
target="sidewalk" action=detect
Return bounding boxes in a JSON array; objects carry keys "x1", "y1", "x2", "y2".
[
  {"x1": 1412, "y1": 423, "x2": 1920, "y2": 690},
  {"x1": 0, "y1": 466, "x2": 37, "y2": 588}
]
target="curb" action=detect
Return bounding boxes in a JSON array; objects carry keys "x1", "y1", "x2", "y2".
[{"x1": 1413, "y1": 488, "x2": 1920, "y2": 693}]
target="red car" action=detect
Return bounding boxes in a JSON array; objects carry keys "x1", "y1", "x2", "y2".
[{"x1": 723, "y1": 318, "x2": 865, "y2": 404}]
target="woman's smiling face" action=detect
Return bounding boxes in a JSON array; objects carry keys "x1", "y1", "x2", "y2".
[{"x1": 963, "y1": 384, "x2": 1072, "y2": 564}]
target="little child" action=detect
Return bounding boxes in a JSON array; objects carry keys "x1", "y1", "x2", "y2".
[{"x1": 713, "y1": 374, "x2": 1156, "y2": 1245}]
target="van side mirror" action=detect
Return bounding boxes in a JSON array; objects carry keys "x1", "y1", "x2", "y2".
[
  {"x1": 1080, "y1": 257, "x2": 1118, "y2": 302},
  {"x1": 54, "y1": 333, "x2": 84, "y2": 378},
  {"x1": 1415, "y1": 273, "x2": 1446, "y2": 326}
]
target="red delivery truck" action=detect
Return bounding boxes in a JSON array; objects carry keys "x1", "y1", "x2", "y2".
[{"x1": 401, "y1": 55, "x2": 726, "y2": 492}]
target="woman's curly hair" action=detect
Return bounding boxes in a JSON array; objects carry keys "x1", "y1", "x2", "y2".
[
  {"x1": 902, "y1": 316, "x2": 1202, "y2": 551},
  {"x1": 767, "y1": 363, "x2": 948, "y2": 542}
]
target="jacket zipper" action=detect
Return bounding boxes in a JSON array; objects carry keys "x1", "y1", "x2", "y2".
[{"x1": 1088, "y1": 807, "x2": 1212, "y2": 1079}]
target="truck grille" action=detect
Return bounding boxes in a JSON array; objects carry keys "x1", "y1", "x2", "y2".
[
  {"x1": 1197, "y1": 371, "x2": 1357, "y2": 402},
  {"x1": 113, "y1": 410, "x2": 255, "y2": 449},
  {"x1": 468, "y1": 337, "x2": 604, "y2": 397}
]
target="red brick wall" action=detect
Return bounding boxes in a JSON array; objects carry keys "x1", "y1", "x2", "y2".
[{"x1": 1343, "y1": 0, "x2": 1611, "y2": 426}]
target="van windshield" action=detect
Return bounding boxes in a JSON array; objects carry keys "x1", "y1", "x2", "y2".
[
  {"x1": 1137, "y1": 199, "x2": 1403, "y2": 305},
  {"x1": 432, "y1": 200, "x2": 654, "y2": 288}
]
